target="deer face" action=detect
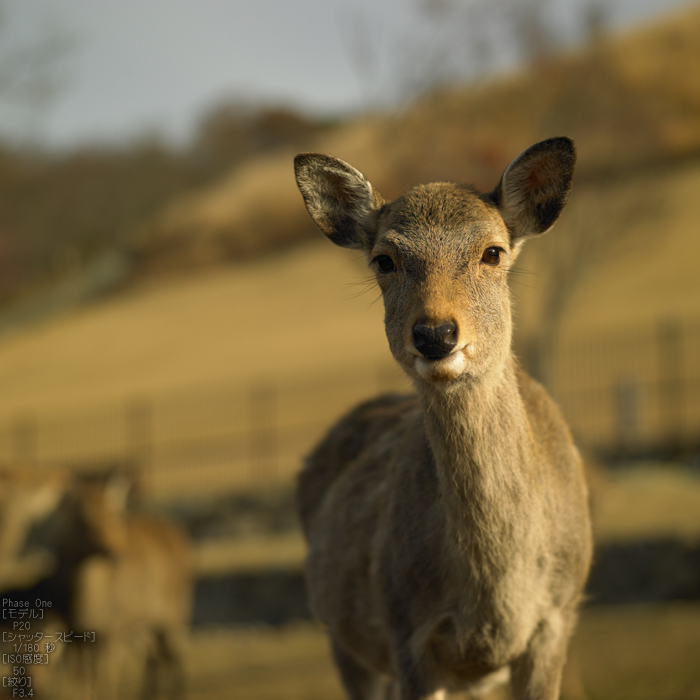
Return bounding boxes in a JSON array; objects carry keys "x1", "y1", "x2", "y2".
[
  {"x1": 368, "y1": 184, "x2": 514, "y2": 383},
  {"x1": 294, "y1": 138, "x2": 575, "y2": 386}
]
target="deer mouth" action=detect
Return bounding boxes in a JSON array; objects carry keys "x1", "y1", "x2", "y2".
[{"x1": 414, "y1": 347, "x2": 469, "y2": 383}]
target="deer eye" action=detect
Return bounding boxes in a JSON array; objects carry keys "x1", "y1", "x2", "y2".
[
  {"x1": 373, "y1": 255, "x2": 396, "y2": 273},
  {"x1": 481, "y1": 247, "x2": 503, "y2": 266}
]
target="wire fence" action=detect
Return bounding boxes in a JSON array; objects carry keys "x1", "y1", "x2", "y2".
[
  {"x1": 551, "y1": 318, "x2": 700, "y2": 457},
  {"x1": 0, "y1": 362, "x2": 411, "y2": 501},
  {"x1": 2, "y1": 318, "x2": 699, "y2": 503}
]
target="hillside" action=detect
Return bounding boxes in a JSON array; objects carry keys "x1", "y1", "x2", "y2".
[
  {"x1": 0, "y1": 107, "x2": 329, "y2": 308},
  {"x1": 1, "y1": 148, "x2": 699, "y2": 419},
  {"x1": 0, "y1": 241, "x2": 388, "y2": 418},
  {"x1": 135, "y1": 3, "x2": 700, "y2": 274},
  {"x1": 1, "y1": 4, "x2": 700, "y2": 427}
]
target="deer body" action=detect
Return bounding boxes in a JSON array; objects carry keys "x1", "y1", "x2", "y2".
[
  {"x1": 72, "y1": 479, "x2": 193, "y2": 700},
  {"x1": 295, "y1": 138, "x2": 592, "y2": 700},
  {"x1": 0, "y1": 469, "x2": 66, "y2": 591},
  {"x1": 10, "y1": 476, "x2": 194, "y2": 700}
]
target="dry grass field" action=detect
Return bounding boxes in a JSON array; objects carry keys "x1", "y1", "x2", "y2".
[
  {"x1": 513, "y1": 161, "x2": 700, "y2": 342},
  {"x1": 592, "y1": 463, "x2": 700, "y2": 542},
  {"x1": 1, "y1": 158, "x2": 700, "y2": 421},
  {"x1": 2, "y1": 6, "x2": 700, "y2": 431},
  {"x1": 0, "y1": 155, "x2": 699, "y2": 497},
  {"x1": 19, "y1": 600, "x2": 700, "y2": 699},
  {"x1": 0, "y1": 241, "x2": 385, "y2": 419},
  {"x1": 182, "y1": 604, "x2": 700, "y2": 700},
  {"x1": 136, "y1": 3, "x2": 700, "y2": 276},
  {"x1": 0, "y1": 244, "x2": 405, "y2": 437}
]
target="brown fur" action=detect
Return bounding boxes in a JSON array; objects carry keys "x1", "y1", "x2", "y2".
[
  {"x1": 294, "y1": 138, "x2": 592, "y2": 700},
  {"x1": 0, "y1": 469, "x2": 66, "y2": 591},
  {"x1": 70, "y1": 477, "x2": 193, "y2": 700}
]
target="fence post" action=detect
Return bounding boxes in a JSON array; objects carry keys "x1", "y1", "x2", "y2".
[
  {"x1": 248, "y1": 384, "x2": 277, "y2": 485},
  {"x1": 615, "y1": 376, "x2": 639, "y2": 456},
  {"x1": 657, "y1": 319, "x2": 684, "y2": 455}
]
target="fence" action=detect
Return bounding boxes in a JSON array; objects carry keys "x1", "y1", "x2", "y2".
[
  {"x1": 2, "y1": 319, "x2": 699, "y2": 503},
  {"x1": 550, "y1": 318, "x2": 700, "y2": 457},
  {"x1": 0, "y1": 362, "x2": 411, "y2": 501}
]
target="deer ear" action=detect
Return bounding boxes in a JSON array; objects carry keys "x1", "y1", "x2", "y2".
[
  {"x1": 491, "y1": 137, "x2": 575, "y2": 242},
  {"x1": 294, "y1": 153, "x2": 384, "y2": 250}
]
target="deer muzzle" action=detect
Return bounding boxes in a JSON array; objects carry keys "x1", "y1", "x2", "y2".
[
  {"x1": 412, "y1": 322, "x2": 458, "y2": 360},
  {"x1": 409, "y1": 319, "x2": 472, "y2": 383}
]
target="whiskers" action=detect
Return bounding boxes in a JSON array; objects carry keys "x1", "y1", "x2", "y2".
[
  {"x1": 345, "y1": 274, "x2": 382, "y2": 309},
  {"x1": 508, "y1": 265, "x2": 544, "y2": 298}
]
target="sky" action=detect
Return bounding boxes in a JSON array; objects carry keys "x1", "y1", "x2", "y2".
[{"x1": 0, "y1": 0, "x2": 693, "y2": 149}]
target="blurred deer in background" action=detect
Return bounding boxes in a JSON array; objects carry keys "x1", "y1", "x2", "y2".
[
  {"x1": 0, "y1": 469, "x2": 72, "y2": 698},
  {"x1": 294, "y1": 138, "x2": 592, "y2": 700},
  {"x1": 0, "y1": 468, "x2": 66, "y2": 591},
  {"x1": 67, "y1": 473, "x2": 193, "y2": 700},
  {"x1": 0, "y1": 469, "x2": 192, "y2": 700}
]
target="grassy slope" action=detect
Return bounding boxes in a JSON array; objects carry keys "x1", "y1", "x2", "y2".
[
  {"x1": 512, "y1": 159, "x2": 700, "y2": 341},
  {"x1": 0, "y1": 241, "x2": 388, "y2": 418},
  {"x1": 1, "y1": 159, "x2": 699, "y2": 420},
  {"x1": 139, "y1": 3, "x2": 700, "y2": 264},
  {"x1": 1, "y1": 7, "x2": 700, "y2": 418}
]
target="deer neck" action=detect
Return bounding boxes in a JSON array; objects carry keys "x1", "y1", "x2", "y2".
[{"x1": 418, "y1": 355, "x2": 538, "y2": 565}]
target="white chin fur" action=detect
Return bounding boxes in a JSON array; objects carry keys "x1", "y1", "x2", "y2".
[{"x1": 415, "y1": 351, "x2": 467, "y2": 382}]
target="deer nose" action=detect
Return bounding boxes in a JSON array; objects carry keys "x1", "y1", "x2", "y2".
[{"x1": 412, "y1": 322, "x2": 458, "y2": 360}]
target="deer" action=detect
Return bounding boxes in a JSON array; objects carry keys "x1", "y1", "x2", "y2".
[
  {"x1": 0, "y1": 468, "x2": 67, "y2": 591},
  {"x1": 3, "y1": 472, "x2": 194, "y2": 700},
  {"x1": 293, "y1": 137, "x2": 593, "y2": 700},
  {"x1": 66, "y1": 473, "x2": 194, "y2": 700}
]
